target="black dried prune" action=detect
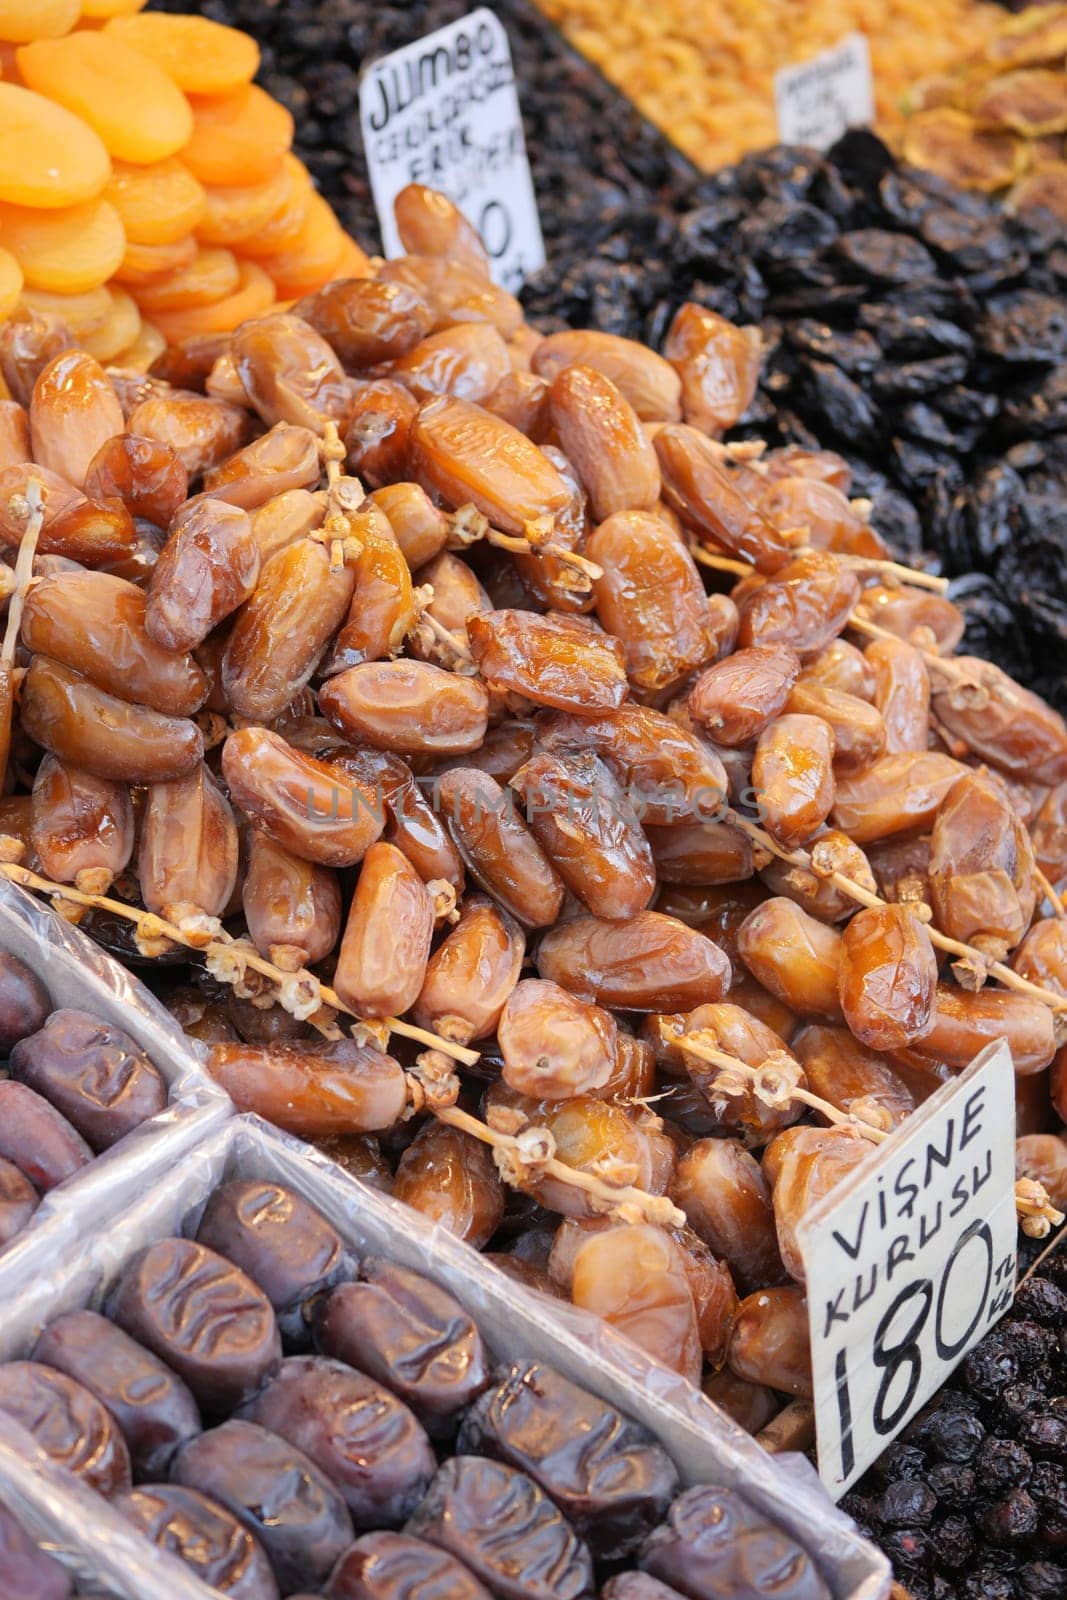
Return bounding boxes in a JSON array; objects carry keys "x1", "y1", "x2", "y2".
[
  {"x1": 32, "y1": 1309, "x2": 201, "y2": 1478},
  {"x1": 0, "y1": 1362, "x2": 131, "y2": 1496},
  {"x1": 979, "y1": 292, "x2": 1067, "y2": 366},
  {"x1": 116, "y1": 1484, "x2": 279, "y2": 1600},
  {"x1": 0, "y1": 1079, "x2": 91, "y2": 1191},
  {"x1": 324, "y1": 1531, "x2": 493, "y2": 1600},
  {"x1": 314, "y1": 1260, "x2": 489, "y2": 1436},
  {"x1": 0, "y1": 1503, "x2": 71, "y2": 1600},
  {"x1": 406, "y1": 1456, "x2": 595, "y2": 1600},
  {"x1": 196, "y1": 1178, "x2": 358, "y2": 1344},
  {"x1": 640, "y1": 1486, "x2": 830, "y2": 1600},
  {"x1": 0, "y1": 954, "x2": 50, "y2": 1052},
  {"x1": 172, "y1": 1419, "x2": 353, "y2": 1593},
  {"x1": 835, "y1": 230, "x2": 937, "y2": 285},
  {"x1": 108, "y1": 1238, "x2": 281, "y2": 1413},
  {"x1": 240, "y1": 1356, "x2": 435, "y2": 1529},
  {"x1": 457, "y1": 1362, "x2": 677, "y2": 1560},
  {"x1": 10, "y1": 1010, "x2": 166, "y2": 1151}
]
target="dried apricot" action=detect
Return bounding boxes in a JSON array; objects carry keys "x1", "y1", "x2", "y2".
[
  {"x1": 102, "y1": 14, "x2": 259, "y2": 96},
  {"x1": 0, "y1": 248, "x2": 21, "y2": 318},
  {"x1": 147, "y1": 260, "x2": 274, "y2": 343},
  {"x1": 0, "y1": 84, "x2": 110, "y2": 209},
  {"x1": 195, "y1": 163, "x2": 293, "y2": 248},
  {"x1": 133, "y1": 248, "x2": 241, "y2": 314},
  {"x1": 0, "y1": 0, "x2": 79, "y2": 44},
  {"x1": 17, "y1": 31, "x2": 194, "y2": 165},
  {"x1": 0, "y1": 198, "x2": 125, "y2": 294},
  {"x1": 254, "y1": 193, "x2": 346, "y2": 299},
  {"x1": 113, "y1": 234, "x2": 198, "y2": 287},
  {"x1": 237, "y1": 154, "x2": 310, "y2": 256},
  {"x1": 20, "y1": 283, "x2": 111, "y2": 338},
  {"x1": 80, "y1": 286, "x2": 141, "y2": 364},
  {"x1": 180, "y1": 84, "x2": 292, "y2": 188},
  {"x1": 104, "y1": 157, "x2": 206, "y2": 245}
]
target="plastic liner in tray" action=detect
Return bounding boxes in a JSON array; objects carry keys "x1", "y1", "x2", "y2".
[
  {"x1": 0, "y1": 1113, "x2": 892, "y2": 1600},
  {"x1": 0, "y1": 878, "x2": 229, "y2": 1282}
]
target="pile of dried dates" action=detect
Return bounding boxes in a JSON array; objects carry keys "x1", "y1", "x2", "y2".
[
  {"x1": 0, "y1": 1170, "x2": 830, "y2": 1600},
  {"x1": 1, "y1": 180, "x2": 1067, "y2": 1459},
  {"x1": 521, "y1": 128, "x2": 1067, "y2": 713}
]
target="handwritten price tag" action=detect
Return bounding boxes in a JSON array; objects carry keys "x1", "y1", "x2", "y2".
[
  {"x1": 797, "y1": 1040, "x2": 1017, "y2": 1498},
  {"x1": 774, "y1": 34, "x2": 875, "y2": 151},
  {"x1": 359, "y1": 8, "x2": 545, "y2": 293}
]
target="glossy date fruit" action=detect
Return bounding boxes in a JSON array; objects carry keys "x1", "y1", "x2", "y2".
[
  {"x1": 196, "y1": 1178, "x2": 357, "y2": 1345},
  {"x1": 457, "y1": 1362, "x2": 678, "y2": 1560},
  {"x1": 206, "y1": 1039, "x2": 407, "y2": 1138},
  {"x1": 0, "y1": 1078, "x2": 92, "y2": 1191},
  {"x1": 538, "y1": 912, "x2": 731, "y2": 1011},
  {"x1": 498, "y1": 979, "x2": 616, "y2": 1101},
  {"x1": 241, "y1": 1355, "x2": 435, "y2": 1528},
  {"x1": 172, "y1": 1419, "x2": 353, "y2": 1593},
  {"x1": 314, "y1": 1261, "x2": 489, "y2": 1436},
  {"x1": 32, "y1": 1309, "x2": 200, "y2": 1478},
  {"x1": 412, "y1": 894, "x2": 524, "y2": 1044},
  {"x1": 0, "y1": 1361, "x2": 131, "y2": 1495},
  {"x1": 405, "y1": 1455, "x2": 595, "y2": 1600},
  {"x1": 108, "y1": 1236, "x2": 281, "y2": 1413},
  {"x1": 10, "y1": 1008, "x2": 166, "y2": 1151},
  {"x1": 30, "y1": 757, "x2": 135, "y2": 893},
  {"x1": 391, "y1": 1121, "x2": 505, "y2": 1250},
  {"x1": 324, "y1": 1531, "x2": 492, "y2": 1600},
  {"x1": 570, "y1": 1224, "x2": 702, "y2": 1386},
  {"x1": 0, "y1": 950, "x2": 50, "y2": 1050},
  {"x1": 838, "y1": 903, "x2": 938, "y2": 1052},
  {"x1": 640, "y1": 1485, "x2": 830, "y2": 1600},
  {"x1": 116, "y1": 1484, "x2": 279, "y2": 1600},
  {"x1": 334, "y1": 841, "x2": 434, "y2": 1019}
]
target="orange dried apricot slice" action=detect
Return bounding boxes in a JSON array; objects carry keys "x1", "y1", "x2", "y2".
[
  {"x1": 17, "y1": 30, "x2": 193, "y2": 164},
  {"x1": 181, "y1": 84, "x2": 293, "y2": 188},
  {"x1": 111, "y1": 317, "x2": 166, "y2": 374},
  {"x1": 902, "y1": 107, "x2": 1023, "y2": 191},
  {"x1": 0, "y1": 0, "x2": 79, "y2": 44},
  {"x1": 104, "y1": 157, "x2": 205, "y2": 245},
  {"x1": 0, "y1": 247, "x2": 23, "y2": 317},
  {"x1": 237, "y1": 153, "x2": 311, "y2": 256},
  {"x1": 103, "y1": 14, "x2": 258, "y2": 96},
  {"x1": 148, "y1": 259, "x2": 274, "y2": 341},
  {"x1": 81, "y1": 284, "x2": 141, "y2": 362},
  {"x1": 0, "y1": 84, "x2": 110, "y2": 208},
  {"x1": 255, "y1": 192, "x2": 346, "y2": 298},
  {"x1": 21, "y1": 282, "x2": 112, "y2": 337},
  {"x1": 113, "y1": 233, "x2": 198, "y2": 286},
  {"x1": 195, "y1": 161, "x2": 293, "y2": 247},
  {"x1": 0, "y1": 197, "x2": 125, "y2": 292},
  {"x1": 133, "y1": 247, "x2": 241, "y2": 313},
  {"x1": 80, "y1": 0, "x2": 148, "y2": 17}
]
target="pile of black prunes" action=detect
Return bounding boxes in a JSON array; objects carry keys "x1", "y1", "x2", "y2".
[
  {"x1": 150, "y1": 0, "x2": 695, "y2": 262},
  {"x1": 842, "y1": 1253, "x2": 1067, "y2": 1600},
  {"x1": 521, "y1": 129, "x2": 1067, "y2": 711}
]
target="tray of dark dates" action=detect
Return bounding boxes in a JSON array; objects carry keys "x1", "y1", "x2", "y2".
[
  {"x1": 0, "y1": 1113, "x2": 891, "y2": 1600},
  {"x1": 0, "y1": 878, "x2": 226, "y2": 1273}
]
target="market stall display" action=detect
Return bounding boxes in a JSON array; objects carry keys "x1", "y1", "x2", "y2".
[{"x1": 0, "y1": 11, "x2": 365, "y2": 358}]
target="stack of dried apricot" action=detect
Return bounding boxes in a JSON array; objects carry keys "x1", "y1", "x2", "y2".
[
  {"x1": 902, "y1": 3, "x2": 1067, "y2": 221},
  {"x1": 0, "y1": 6, "x2": 366, "y2": 365}
]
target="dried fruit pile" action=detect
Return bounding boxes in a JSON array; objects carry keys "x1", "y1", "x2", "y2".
[
  {"x1": 149, "y1": 0, "x2": 696, "y2": 262},
  {"x1": 2, "y1": 182, "x2": 1067, "y2": 1442},
  {"x1": 530, "y1": 0, "x2": 1004, "y2": 171},
  {"x1": 0, "y1": 9, "x2": 364, "y2": 359},
  {"x1": 0, "y1": 1169, "x2": 830, "y2": 1600},
  {"x1": 902, "y1": 2, "x2": 1067, "y2": 224},
  {"x1": 521, "y1": 130, "x2": 1067, "y2": 714},
  {"x1": 844, "y1": 1246, "x2": 1067, "y2": 1600}
]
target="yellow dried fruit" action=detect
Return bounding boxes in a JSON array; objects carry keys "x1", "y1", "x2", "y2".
[{"x1": 902, "y1": 107, "x2": 1025, "y2": 191}]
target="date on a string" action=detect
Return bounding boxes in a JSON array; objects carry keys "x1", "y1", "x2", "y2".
[{"x1": 797, "y1": 1040, "x2": 1017, "y2": 1498}]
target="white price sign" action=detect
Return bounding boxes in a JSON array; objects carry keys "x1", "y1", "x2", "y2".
[
  {"x1": 774, "y1": 33, "x2": 875, "y2": 151},
  {"x1": 798, "y1": 1041, "x2": 1017, "y2": 1498},
  {"x1": 359, "y1": 8, "x2": 545, "y2": 293}
]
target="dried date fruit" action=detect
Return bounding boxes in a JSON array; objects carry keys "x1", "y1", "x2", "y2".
[
  {"x1": 437, "y1": 767, "x2": 564, "y2": 928},
  {"x1": 84, "y1": 433, "x2": 188, "y2": 530},
  {"x1": 139, "y1": 763, "x2": 239, "y2": 924},
  {"x1": 241, "y1": 1355, "x2": 435, "y2": 1528},
  {"x1": 768, "y1": 1126, "x2": 871, "y2": 1284},
  {"x1": 394, "y1": 184, "x2": 491, "y2": 276},
  {"x1": 233, "y1": 313, "x2": 350, "y2": 433},
  {"x1": 203, "y1": 422, "x2": 321, "y2": 511},
  {"x1": 346, "y1": 381, "x2": 419, "y2": 487},
  {"x1": 468, "y1": 609, "x2": 629, "y2": 714},
  {"x1": 297, "y1": 278, "x2": 435, "y2": 371},
  {"x1": 726, "y1": 1285, "x2": 814, "y2": 1401},
  {"x1": 108, "y1": 1237, "x2": 281, "y2": 1412},
  {"x1": 932, "y1": 658, "x2": 1067, "y2": 786},
  {"x1": 392, "y1": 324, "x2": 511, "y2": 405},
  {"x1": 116, "y1": 1484, "x2": 279, "y2": 1600},
  {"x1": 538, "y1": 911, "x2": 731, "y2": 1011},
  {"x1": 540, "y1": 705, "x2": 728, "y2": 826},
  {"x1": 30, "y1": 757, "x2": 134, "y2": 893},
  {"x1": 314, "y1": 1260, "x2": 489, "y2": 1435},
  {"x1": 588, "y1": 511, "x2": 719, "y2": 691},
  {"x1": 498, "y1": 979, "x2": 616, "y2": 1100},
  {"x1": 737, "y1": 898, "x2": 844, "y2": 1019},
  {"x1": 793, "y1": 1024, "x2": 916, "y2": 1129},
  {"x1": 0, "y1": 950, "x2": 50, "y2": 1050},
  {"x1": 0, "y1": 1156, "x2": 37, "y2": 1245},
  {"x1": 549, "y1": 367, "x2": 659, "y2": 523},
  {"x1": 243, "y1": 830, "x2": 341, "y2": 971},
  {"x1": 221, "y1": 727, "x2": 384, "y2": 868},
  {"x1": 457, "y1": 1362, "x2": 678, "y2": 1560},
  {"x1": 866, "y1": 637, "x2": 930, "y2": 755},
  {"x1": 320, "y1": 661, "x2": 489, "y2": 756},
  {"x1": 0, "y1": 1079, "x2": 91, "y2": 1191},
  {"x1": 0, "y1": 1502, "x2": 72, "y2": 1600},
  {"x1": 0, "y1": 1362, "x2": 131, "y2": 1496},
  {"x1": 656, "y1": 426, "x2": 793, "y2": 575},
  {"x1": 647, "y1": 821, "x2": 753, "y2": 887},
  {"x1": 405, "y1": 1455, "x2": 595, "y2": 1600},
  {"x1": 832, "y1": 751, "x2": 965, "y2": 843},
  {"x1": 737, "y1": 552, "x2": 861, "y2": 657},
  {"x1": 752, "y1": 713, "x2": 836, "y2": 849},
  {"x1": 196, "y1": 1178, "x2": 357, "y2": 1345},
  {"x1": 409, "y1": 396, "x2": 570, "y2": 537},
  {"x1": 413, "y1": 895, "x2": 524, "y2": 1044},
  {"x1": 33, "y1": 1310, "x2": 200, "y2": 1478},
  {"x1": 207, "y1": 1039, "x2": 407, "y2": 1137},
  {"x1": 326, "y1": 502, "x2": 416, "y2": 672},
  {"x1": 838, "y1": 903, "x2": 938, "y2": 1051},
  {"x1": 664, "y1": 303, "x2": 762, "y2": 435},
  {"x1": 30, "y1": 351, "x2": 125, "y2": 490},
  {"x1": 895, "y1": 984, "x2": 1057, "y2": 1077},
  {"x1": 671, "y1": 1139, "x2": 784, "y2": 1294},
  {"x1": 20, "y1": 656, "x2": 203, "y2": 783},
  {"x1": 571, "y1": 1224, "x2": 702, "y2": 1385},
  {"x1": 688, "y1": 646, "x2": 801, "y2": 748},
  {"x1": 929, "y1": 770, "x2": 1036, "y2": 957},
  {"x1": 128, "y1": 390, "x2": 252, "y2": 480},
  {"x1": 335, "y1": 841, "x2": 434, "y2": 1019},
  {"x1": 172, "y1": 1419, "x2": 353, "y2": 1593},
  {"x1": 145, "y1": 496, "x2": 259, "y2": 652},
  {"x1": 391, "y1": 1121, "x2": 505, "y2": 1250},
  {"x1": 784, "y1": 679, "x2": 885, "y2": 772},
  {"x1": 10, "y1": 1009, "x2": 165, "y2": 1151},
  {"x1": 640, "y1": 1484, "x2": 830, "y2": 1600}
]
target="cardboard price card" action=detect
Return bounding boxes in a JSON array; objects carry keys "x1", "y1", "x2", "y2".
[
  {"x1": 797, "y1": 1040, "x2": 1017, "y2": 1498},
  {"x1": 774, "y1": 33, "x2": 875, "y2": 151},
  {"x1": 360, "y1": 8, "x2": 545, "y2": 293}
]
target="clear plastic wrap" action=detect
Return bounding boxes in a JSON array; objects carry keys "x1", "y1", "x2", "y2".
[
  {"x1": 0, "y1": 877, "x2": 229, "y2": 1286},
  {"x1": 0, "y1": 1113, "x2": 892, "y2": 1600}
]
